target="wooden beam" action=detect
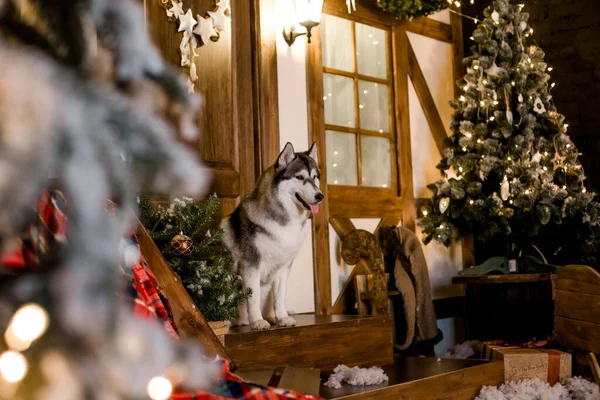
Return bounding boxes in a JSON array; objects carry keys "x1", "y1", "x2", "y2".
[
  {"x1": 404, "y1": 18, "x2": 453, "y2": 43},
  {"x1": 306, "y1": 24, "x2": 332, "y2": 315},
  {"x1": 406, "y1": 40, "x2": 447, "y2": 157},
  {"x1": 393, "y1": 29, "x2": 416, "y2": 231},
  {"x1": 136, "y1": 222, "x2": 232, "y2": 362},
  {"x1": 251, "y1": 0, "x2": 280, "y2": 173}
]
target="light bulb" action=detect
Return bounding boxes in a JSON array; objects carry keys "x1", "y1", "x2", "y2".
[
  {"x1": 525, "y1": 190, "x2": 530, "y2": 194},
  {"x1": 483, "y1": 80, "x2": 488, "y2": 85},
  {"x1": 459, "y1": 167, "x2": 463, "y2": 172},
  {"x1": 470, "y1": 200, "x2": 474, "y2": 205},
  {"x1": 551, "y1": 83, "x2": 556, "y2": 88},
  {"x1": 372, "y1": 41, "x2": 379, "y2": 45},
  {"x1": 509, "y1": 200, "x2": 513, "y2": 204},
  {"x1": 548, "y1": 67, "x2": 553, "y2": 72},
  {"x1": 439, "y1": 224, "x2": 444, "y2": 229},
  {"x1": 363, "y1": 90, "x2": 368, "y2": 94},
  {"x1": 563, "y1": 186, "x2": 567, "y2": 190},
  {"x1": 515, "y1": 144, "x2": 519, "y2": 148},
  {"x1": 332, "y1": 163, "x2": 338, "y2": 167},
  {"x1": 530, "y1": 28, "x2": 534, "y2": 33},
  {"x1": 0, "y1": 351, "x2": 28, "y2": 383},
  {"x1": 543, "y1": 166, "x2": 547, "y2": 171},
  {"x1": 507, "y1": 156, "x2": 511, "y2": 160},
  {"x1": 464, "y1": 86, "x2": 469, "y2": 91},
  {"x1": 379, "y1": 129, "x2": 383, "y2": 133},
  {"x1": 490, "y1": 117, "x2": 495, "y2": 121},
  {"x1": 148, "y1": 377, "x2": 173, "y2": 400},
  {"x1": 474, "y1": 65, "x2": 479, "y2": 70},
  {"x1": 482, "y1": 155, "x2": 485, "y2": 159},
  {"x1": 544, "y1": 152, "x2": 548, "y2": 156},
  {"x1": 5, "y1": 303, "x2": 49, "y2": 351},
  {"x1": 470, "y1": 36, "x2": 475, "y2": 41},
  {"x1": 566, "y1": 144, "x2": 571, "y2": 148},
  {"x1": 454, "y1": 1, "x2": 460, "y2": 6},
  {"x1": 466, "y1": 133, "x2": 472, "y2": 138},
  {"x1": 359, "y1": 104, "x2": 364, "y2": 109},
  {"x1": 333, "y1": 151, "x2": 338, "y2": 155},
  {"x1": 511, "y1": 81, "x2": 516, "y2": 86},
  {"x1": 459, "y1": 96, "x2": 466, "y2": 102},
  {"x1": 564, "y1": 124, "x2": 569, "y2": 129},
  {"x1": 323, "y1": 96, "x2": 327, "y2": 101},
  {"x1": 583, "y1": 188, "x2": 587, "y2": 193},
  {"x1": 382, "y1": 184, "x2": 388, "y2": 188},
  {"x1": 480, "y1": 101, "x2": 485, "y2": 106},
  {"x1": 462, "y1": 147, "x2": 467, "y2": 151},
  {"x1": 493, "y1": 101, "x2": 499, "y2": 105},
  {"x1": 422, "y1": 210, "x2": 428, "y2": 216}
]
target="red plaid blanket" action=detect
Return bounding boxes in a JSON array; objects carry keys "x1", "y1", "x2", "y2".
[{"x1": 1, "y1": 191, "x2": 323, "y2": 400}]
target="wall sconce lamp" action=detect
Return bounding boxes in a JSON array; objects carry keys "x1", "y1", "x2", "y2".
[{"x1": 282, "y1": 0, "x2": 324, "y2": 46}]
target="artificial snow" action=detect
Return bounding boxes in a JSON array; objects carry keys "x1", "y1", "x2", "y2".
[
  {"x1": 324, "y1": 365, "x2": 389, "y2": 389},
  {"x1": 475, "y1": 377, "x2": 600, "y2": 400},
  {"x1": 440, "y1": 341, "x2": 480, "y2": 359}
]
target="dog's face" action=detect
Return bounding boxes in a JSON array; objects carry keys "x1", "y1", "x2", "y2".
[{"x1": 275, "y1": 142, "x2": 324, "y2": 215}]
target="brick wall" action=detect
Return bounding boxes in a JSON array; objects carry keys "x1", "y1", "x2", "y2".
[{"x1": 463, "y1": 0, "x2": 600, "y2": 191}]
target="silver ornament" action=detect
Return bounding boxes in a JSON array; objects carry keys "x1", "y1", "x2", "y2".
[
  {"x1": 439, "y1": 197, "x2": 450, "y2": 214},
  {"x1": 506, "y1": 110, "x2": 513, "y2": 124},
  {"x1": 501, "y1": 176, "x2": 510, "y2": 201},
  {"x1": 519, "y1": 21, "x2": 527, "y2": 32},
  {"x1": 518, "y1": 94, "x2": 523, "y2": 103},
  {"x1": 492, "y1": 11, "x2": 500, "y2": 22}
]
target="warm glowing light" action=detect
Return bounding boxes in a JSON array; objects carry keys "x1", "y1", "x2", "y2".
[
  {"x1": 0, "y1": 351, "x2": 28, "y2": 383},
  {"x1": 563, "y1": 186, "x2": 567, "y2": 190},
  {"x1": 323, "y1": 96, "x2": 327, "y2": 100},
  {"x1": 493, "y1": 101, "x2": 499, "y2": 105},
  {"x1": 548, "y1": 67, "x2": 553, "y2": 72},
  {"x1": 564, "y1": 124, "x2": 569, "y2": 129},
  {"x1": 544, "y1": 152, "x2": 549, "y2": 156},
  {"x1": 334, "y1": 180, "x2": 338, "y2": 184},
  {"x1": 459, "y1": 96, "x2": 466, "y2": 102},
  {"x1": 439, "y1": 224, "x2": 444, "y2": 229},
  {"x1": 422, "y1": 210, "x2": 428, "y2": 216},
  {"x1": 509, "y1": 200, "x2": 513, "y2": 204},
  {"x1": 363, "y1": 90, "x2": 368, "y2": 94},
  {"x1": 372, "y1": 41, "x2": 379, "y2": 45},
  {"x1": 507, "y1": 156, "x2": 511, "y2": 160},
  {"x1": 332, "y1": 163, "x2": 338, "y2": 167},
  {"x1": 466, "y1": 133, "x2": 472, "y2": 138},
  {"x1": 459, "y1": 167, "x2": 463, "y2": 172},
  {"x1": 5, "y1": 303, "x2": 49, "y2": 351},
  {"x1": 473, "y1": 65, "x2": 479, "y2": 70},
  {"x1": 148, "y1": 377, "x2": 173, "y2": 400},
  {"x1": 470, "y1": 36, "x2": 475, "y2": 41},
  {"x1": 515, "y1": 145, "x2": 519, "y2": 148},
  {"x1": 511, "y1": 81, "x2": 516, "y2": 86},
  {"x1": 490, "y1": 117, "x2": 495, "y2": 121},
  {"x1": 469, "y1": 200, "x2": 474, "y2": 205},
  {"x1": 551, "y1": 83, "x2": 556, "y2": 88},
  {"x1": 462, "y1": 147, "x2": 467, "y2": 151},
  {"x1": 480, "y1": 101, "x2": 485, "y2": 106},
  {"x1": 483, "y1": 80, "x2": 488, "y2": 85},
  {"x1": 566, "y1": 144, "x2": 571, "y2": 148},
  {"x1": 359, "y1": 104, "x2": 364, "y2": 109},
  {"x1": 477, "y1": 139, "x2": 482, "y2": 143},
  {"x1": 583, "y1": 188, "x2": 587, "y2": 193},
  {"x1": 543, "y1": 166, "x2": 548, "y2": 171},
  {"x1": 525, "y1": 190, "x2": 530, "y2": 194},
  {"x1": 333, "y1": 151, "x2": 338, "y2": 155}
]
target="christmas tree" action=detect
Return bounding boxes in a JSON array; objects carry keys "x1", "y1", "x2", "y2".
[
  {"x1": 418, "y1": 0, "x2": 600, "y2": 265},
  {"x1": 139, "y1": 195, "x2": 250, "y2": 322}
]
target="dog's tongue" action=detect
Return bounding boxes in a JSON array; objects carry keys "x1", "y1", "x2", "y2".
[{"x1": 309, "y1": 203, "x2": 319, "y2": 215}]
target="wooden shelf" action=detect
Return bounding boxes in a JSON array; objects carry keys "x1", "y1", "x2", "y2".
[{"x1": 452, "y1": 273, "x2": 552, "y2": 285}]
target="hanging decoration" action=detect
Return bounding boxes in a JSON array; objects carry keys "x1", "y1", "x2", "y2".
[
  {"x1": 346, "y1": 0, "x2": 356, "y2": 13},
  {"x1": 439, "y1": 197, "x2": 450, "y2": 214},
  {"x1": 373, "y1": 0, "x2": 475, "y2": 20},
  {"x1": 501, "y1": 176, "x2": 510, "y2": 201},
  {"x1": 160, "y1": 0, "x2": 231, "y2": 93}
]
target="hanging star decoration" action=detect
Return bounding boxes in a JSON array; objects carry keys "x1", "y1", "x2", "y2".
[
  {"x1": 194, "y1": 15, "x2": 218, "y2": 45},
  {"x1": 346, "y1": 0, "x2": 356, "y2": 13},
  {"x1": 161, "y1": 0, "x2": 232, "y2": 93}
]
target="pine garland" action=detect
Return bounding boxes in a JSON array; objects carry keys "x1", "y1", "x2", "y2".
[
  {"x1": 376, "y1": 0, "x2": 449, "y2": 20},
  {"x1": 139, "y1": 195, "x2": 250, "y2": 321}
]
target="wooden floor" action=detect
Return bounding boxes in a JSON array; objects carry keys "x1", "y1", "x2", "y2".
[{"x1": 319, "y1": 357, "x2": 503, "y2": 399}]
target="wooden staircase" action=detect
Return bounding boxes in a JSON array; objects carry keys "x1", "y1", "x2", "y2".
[{"x1": 225, "y1": 314, "x2": 394, "y2": 373}]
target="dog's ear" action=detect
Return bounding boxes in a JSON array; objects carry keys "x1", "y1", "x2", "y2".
[
  {"x1": 277, "y1": 142, "x2": 296, "y2": 169},
  {"x1": 307, "y1": 142, "x2": 318, "y2": 163}
]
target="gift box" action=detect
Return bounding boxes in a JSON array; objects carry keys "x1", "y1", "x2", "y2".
[{"x1": 482, "y1": 343, "x2": 572, "y2": 385}]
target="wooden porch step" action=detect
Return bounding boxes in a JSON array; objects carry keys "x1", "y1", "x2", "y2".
[
  {"x1": 224, "y1": 314, "x2": 393, "y2": 373},
  {"x1": 319, "y1": 357, "x2": 504, "y2": 400}
]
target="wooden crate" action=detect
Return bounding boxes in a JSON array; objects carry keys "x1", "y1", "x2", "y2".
[{"x1": 552, "y1": 265, "x2": 600, "y2": 354}]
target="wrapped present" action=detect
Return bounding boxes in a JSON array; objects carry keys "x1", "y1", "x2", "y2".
[{"x1": 482, "y1": 343, "x2": 571, "y2": 385}]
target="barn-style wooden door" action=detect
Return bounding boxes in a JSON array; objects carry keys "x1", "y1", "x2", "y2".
[{"x1": 307, "y1": 0, "x2": 470, "y2": 315}]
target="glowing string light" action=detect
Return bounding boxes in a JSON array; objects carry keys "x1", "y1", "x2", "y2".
[
  {"x1": 5, "y1": 303, "x2": 49, "y2": 351},
  {"x1": 148, "y1": 377, "x2": 173, "y2": 400},
  {"x1": 0, "y1": 351, "x2": 28, "y2": 383}
]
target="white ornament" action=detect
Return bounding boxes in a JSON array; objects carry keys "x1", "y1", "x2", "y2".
[
  {"x1": 532, "y1": 152, "x2": 542, "y2": 163},
  {"x1": 346, "y1": 0, "x2": 356, "y2": 13},
  {"x1": 166, "y1": 0, "x2": 184, "y2": 19},
  {"x1": 178, "y1": 9, "x2": 198, "y2": 35},
  {"x1": 491, "y1": 11, "x2": 500, "y2": 22},
  {"x1": 179, "y1": 32, "x2": 191, "y2": 67},
  {"x1": 189, "y1": 61, "x2": 197, "y2": 82},
  {"x1": 501, "y1": 176, "x2": 510, "y2": 201},
  {"x1": 519, "y1": 21, "x2": 527, "y2": 32},
  {"x1": 194, "y1": 15, "x2": 217, "y2": 45},
  {"x1": 518, "y1": 93, "x2": 524, "y2": 103},
  {"x1": 439, "y1": 197, "x2": 450, "y2": 214},
  {"x1": 506, "y1": 110, "x2": 513, "y2": 125},
  {"x1": 186, "y1": 77, "x2": 195, "y2": 94},
  {"x1": 533, "y1": 97, "x2": 546, "y2": 114},
  {"x1": 217, "y1": 0, "x2": 230, "y2": 12},
  {"x1": 208, "y1": 6, "x2": 229, "y2": 31},
  {"x1": 485, "y1": 62, "x2": 503, "y2": 77}
]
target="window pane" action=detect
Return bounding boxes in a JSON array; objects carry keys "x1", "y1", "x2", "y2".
[
  {"x1": 355, "y1": 23, "x2": 387, "y2": 79},
  {"x1": 361, "y1": 136, "x2": 391, "y2": 188},
  {"x1": 358, "y1": 81, "x2": 390, "y2": 133},
  {"x1": 326, "y1": 131, "x2": 357, "y2": 186},
  {"x1": 321, "y1": 14, "x2": 354, "y2": 72},
  {"x1": 323, "y1": 74, "x2": 355, "y2": 128}
]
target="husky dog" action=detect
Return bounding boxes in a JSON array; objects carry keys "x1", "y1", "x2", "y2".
[{"x1": 221, "y1": 142, "x2": 324, "y2": 330}]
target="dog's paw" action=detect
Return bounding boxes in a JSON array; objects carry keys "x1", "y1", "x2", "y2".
[
  {"x1": 250, "y1": 319, "x2": 271, "y2": 331},
  {"x1": 277, "y1": 316, "x2": 297, "y2": 327}
]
